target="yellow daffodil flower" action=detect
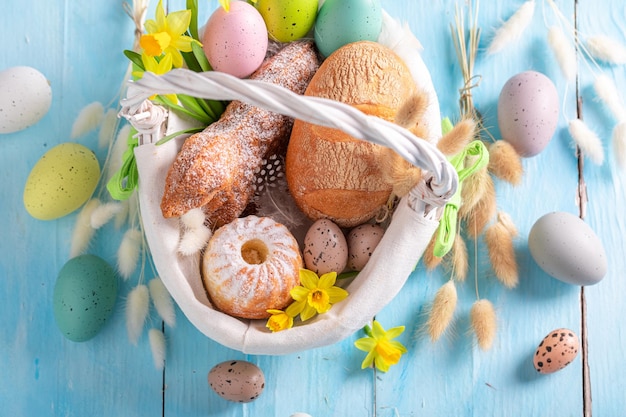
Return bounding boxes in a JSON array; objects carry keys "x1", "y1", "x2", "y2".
[
  {"x1": 290, "y1": 269, "x2": 348, "y2": 322},
  {"x1": 219, "y1": 0, "x2": 256, "y2": 12},
  {"x1": 132, "y1": 52, "x2": 177, "y2": 102},
  {"x1": 354, "y1": 321, "x2": 408, "y2": 373},
  {"x1": 141, "y1": 0, "x2": 196, "y2": 68}
]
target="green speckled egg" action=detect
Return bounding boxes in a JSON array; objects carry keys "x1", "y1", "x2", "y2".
[
  {"x1": 256, "y1": 0, "x2": 318, "y2": 42},
  {"x1": 314, "y1": 0, "x2": 382, "y2": 58},
  {"x1": 53, "y1": 254, "x2": 118, "y2": 342},
  {"x1": 23, "y1": 142, "x2": 100, "y2": 220}
]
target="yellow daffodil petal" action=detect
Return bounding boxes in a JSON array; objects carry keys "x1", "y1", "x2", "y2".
[
  {"x1": 290, "y1": 285, "x2": 310, "y2": 302},
  {"x1": 375, "y1": 339, "x2": 403, "y2": 366},
  {"x1": 361, "y1": 350, "x2": 376, "y2": 369},
  {"x1": 370, "y1": 321, "x2": 387, "y2": 338},
  {"x1": 140, "y1": 32, "x2": 172, "y2": 56},
  {"x1": 318, "y1": 271, "x2": 338, "y2": 289},
  {"x1": 155, "y1": 0, "x2": 166, "y2": 29},
  {"x1": 354, "y1": 337, "x2": 377, "y2": 352},
  {"x1": 326, "y1": 286, "x2": 349, "y2": 304},
  {"x1": 218, "y1": 0, "x2": 230, "y2": 12},
  {"x1": 299, "y1": 269, "x2": 320, "y2": 290},
  {"x1": 299, "y1": 303, "x2": 317, "y2": 322},
  {"x1": 172, "y1": 35, "x2": 196, "y2": 53},
  {"x1": 375, "y1": 356, "x2": 391, "y2": 373},
  {"x1": 155, "y1": 52, "x2": 173, "y2": 74},
  {"x1": 285, "y1": 301, "x2": 304, "y2": 317},
  {"x1": 384, "y1": 325, "x2": 406, "y2": 340},
  {"x1": 266, "y1": 310, "x2": 293, "y2": 332},
  {"x1": 308, "y1": 289, "x2": 331, "y2": 313},
  {"x1": 166, "y1": 9, "x2": 192, "y2": 37}
]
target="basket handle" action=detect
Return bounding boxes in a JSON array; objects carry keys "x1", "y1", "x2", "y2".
[{"x1": 121, "y1": 69, "x2": 458, "y2": 211}]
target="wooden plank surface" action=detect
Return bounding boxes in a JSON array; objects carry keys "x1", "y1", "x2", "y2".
[{"x1": 2, "y1": 0, "x2": 625, "y2": 416}]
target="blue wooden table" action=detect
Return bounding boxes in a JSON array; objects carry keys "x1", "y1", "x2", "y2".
[{"x1": 2, "y1": 0, "x2": 625, "y2": 415}]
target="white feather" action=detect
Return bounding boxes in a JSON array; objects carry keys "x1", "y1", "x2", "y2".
[
  {"x1": 178, "y1": 226, "x2": 212, "y2": 256},
  {"x1": 148, "y1": 328, "x2": 166, "y2": 370},
  {"x1": 69, "y1": 199, "x2": 101, "y2": 257},
  {"x1": 126, "y1": 284, "x2": 150, "y2": 345},
  {"x1": 149, "y1": 277, "x2": 176, "y2": 327},
  {"x1": 612, "y1": 121, "x2": 626, "y2": 169},
  {"x1": 487, "y1": 0, "x2": 536, "y2": 55},
  {"x1": 71, "y1": 102, "x2": 104, "y2": 139},
  {"x1": 568, "y1": 119, "x2": 605, "y2": 165},
  {"x1": 90, "y1": 202, "x2": 123, "y2": 229},
  {"x1": 586, "y1": 35, "x2": 626, "y2": 65},
  {"x1": 117, "y1": 228, "x2": 143, "y2": 279},
  {"x1": 547, "y1": 26, "x2": 577, "y2": 82},
  {"x1": 180, "y1": 207, "x2": 206, "y2": 230},
  {"x1": 378, "y1": 11, "x2": 423, "y2": 55},
  {"x1": 98, "y1": 108, "x2": 119, "y2": 149},
  {"x1": 594, "y1": 74, "x2": 626, "y2": 121}
]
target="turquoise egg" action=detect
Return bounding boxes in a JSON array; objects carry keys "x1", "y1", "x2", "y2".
[
  {"x1": 53, "y1": 255, "x2": 118, "y2": 342},
  {"x1": 314, "y1": 0, "x2": 383, "y2": 58}
]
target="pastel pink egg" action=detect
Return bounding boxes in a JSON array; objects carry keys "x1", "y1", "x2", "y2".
[{"x1": 202, "y1": 2, "x2": 268, "y2": 78}]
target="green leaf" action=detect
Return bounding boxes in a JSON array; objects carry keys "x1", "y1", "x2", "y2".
[
  {"x1": 191, "y1": 41, "x2": 212, "y2": 72},
  {"x1": 154, "y1": 95, "x2": 213, "y2": 125},
  {"x1": 178, "y1": 94, "x2": 209, "y2": 119},
  {"x1": 186, "y1": 0, "x2": 199, "y2": 40},
  {"x1": 124, "y1": 50, "x2": 144, "y2": 70},
  {"x1": 181, "y1": 51, "x2": 202, "y2": 73},
  {"x1": 155, "y1": 127, "x2": 204, "y2": 146}
]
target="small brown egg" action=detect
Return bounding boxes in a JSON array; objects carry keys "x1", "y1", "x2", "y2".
[
  {"x1": 533, "y1": 328, "x2": 580, "y2": 374},
  {"x1": 347, "y1": 224, "x2": 385, "y2": 271},
  {"x1": 208, "y1": 360, "x2": 265, "y2": 402},
  {"x1": 303, "y1": 219, "x2": 348, "y2": 275}
]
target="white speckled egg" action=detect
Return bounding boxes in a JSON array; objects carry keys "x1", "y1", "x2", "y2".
[
  {"x1": 347, "y1": 223, "x2": 385, "y2": 271},
  {"x1": 202, "y1": 1, "x2": 268, "y2": 78},
  {"x1": 208, "y1": 360, "x2": 265, "y2": 402},
  {"x1": 303, "y1": 219, "x2": 348, "y2": 275},
  {"x1": 23, "y1": 143, "x2": 100, "y2": 220},
  {"x1": 0, "y1": 66, "x2": 52, "y2": 134},
  {"x1": 498, "y1": 71, "x2": 559, "y2": 157},
  {"x1": 528, "y1": 211, "x2": 607, "y2": 286},
  {"x1": 533, "y1": 328, "x2": 579, "y2": 374}
]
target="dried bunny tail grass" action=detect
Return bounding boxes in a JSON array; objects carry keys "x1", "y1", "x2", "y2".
[
  {"x1": 613, "y1": 122, "x2": 626, "y2": 169},
  {"x1": 178, "y1": 225, "x2": 212, "y2": 256},
  {"x1": 70, "y1": 198, "x2": 101, "y2": 258},
  {"x1": 114, "y1": 198, "x2": 131, "y2": 230},
  {"x1": 148, "y1": 328, "x2": 167, "y2": 370},
  {"x1": 118, "y1": 228, "x2": 143, "y2": 279},
  {"x1": 90, "y1": 202, "x2": 123, "y2": 230},
  {"x1": 98, "y1": 108, "x2": 119, "y2": 149},
  {"x1": 71, "y1": 101, "x2": 104, "y2": 139},
  {"x1": 149, "y1": 277, "x2": 176, "y2": 328},
  {"x1": 488, "y1": 140, "x2": 523, "y2": 185},
  {"x1": 460, "y1": 172, "x2": 497, "y2": 238},
  {"x1": 425, "y1": 280, "x2": 458, "y2": 342},
  {"x1": 395, "y1": 90, "x2": 428, "y2": 131},
  {"x1": 547, "y1": 26, "x2": 577, "y2": 83},
  {"x1": 436, "y1": 118, "x2": 477, "y2": 156},
  {"x1": 496, "y1": 211, "x2": 518, "y2": 237},
  {"x1": 447, "y1": 232, "x2": 468, "y2": 282},
  {"x1": 126, "y1": 284, "x2": 150, "y2": 345},
  {"x1": 485, "y1": 213, "x2": 519, "y2": 289},
  {"x1": 568, "y1": 119, "x2": 605, "y2": 165},
  {"x1": 459, "y1": 164, "x2": 491, "y2": 216},
  {"x1": 487, "y1": 0, "x2": 536, "y2": 55},
  {"x1": 594, "y1": 74, "x2": 626, "y2": 121},
  {"x1": 379, "y1": 147, "x2": 423, "y2": 198},
  {"x1": 423, "y1": 233, "x2": 443, "y2": 271},
  {"x1": 585, "y1": 34, "x2": 626, "y2": 65},
  {"x1": 180, "y1": 207, "x2": 207, "y2": 230},
  {"x1": 470, "y1": 299, "x2": 497, "y2": 350}
]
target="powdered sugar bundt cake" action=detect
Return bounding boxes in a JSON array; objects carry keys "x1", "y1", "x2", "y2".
[{"x1": 201, "y1": 215, "x2": 303, "y2": 319}]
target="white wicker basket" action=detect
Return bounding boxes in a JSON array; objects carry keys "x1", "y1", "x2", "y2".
[{"x1": 120, "y1": 14, "x2": 458, "y2": 355}]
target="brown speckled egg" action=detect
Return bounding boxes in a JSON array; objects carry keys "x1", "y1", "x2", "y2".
[
  {"x1": 347, "y1": 224, "x2": 385, "y2": 271},
  {"x1": 208, "y1": 360, "x2": 265, "y2": 402},
  {"x1": 533, "y1": 328, "x2": 580, "y2": 374},
  {"x1": 303, "y1": 219, "x2": 348, "y2": 275}
]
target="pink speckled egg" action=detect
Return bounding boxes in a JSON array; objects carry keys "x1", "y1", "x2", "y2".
[
  {"x1": 533, "y1": 328, "x2": 580, "y2": 374},
  {"x1": 303, "y1": 219, "x2": 348, "y2": 275},
  {"x1": 202, "y1": 1, "x2": 268, "y2": 78},
  {"x1": 498, "y1": 71, "x2": 559, "y2": 157},
  {"x1": 208, "y1": 360, "x2": 265, "y2": 402},
  {"x1": 347, "y1": 223, "x2": 385, "y2": 271}
]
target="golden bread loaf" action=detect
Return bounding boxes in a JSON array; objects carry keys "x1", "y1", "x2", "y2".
[
  {"x1": 285, "y1": 41, "x2": 423, "y2": 228},
  {"x1": 160, "y1": 41, "x2": 320, "y2": 227}
]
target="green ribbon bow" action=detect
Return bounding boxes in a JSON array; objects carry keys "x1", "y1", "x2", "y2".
[
  {"x1": 432, "y1": 125, "x2": 489, "y2": 258},
  {"x1": 106, "y1": 130, "x2": 139, "y2": 201}
]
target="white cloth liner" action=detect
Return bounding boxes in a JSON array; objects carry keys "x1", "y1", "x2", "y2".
[{"x1": 124, "y1": 14, "x2": 458, "y2": 354}]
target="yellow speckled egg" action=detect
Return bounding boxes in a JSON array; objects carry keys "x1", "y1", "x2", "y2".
[
  {"x1": 24, "y1": 142, "x2": 100, "y2": 220},
  {"x1": 256, "y1": 0, "x2": 318, "y2": 42}
]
